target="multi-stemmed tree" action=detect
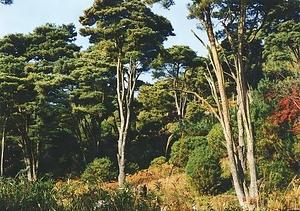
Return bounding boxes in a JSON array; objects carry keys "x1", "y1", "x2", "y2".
[
  {"x1": 79, "y1": 0, "x2": 174, "y2": 187},
  {"x1": 151, "y1": 45, "x2": 201, "y2": 124},
  {"x1": 147, "y1": 0, "x2": 298, "y2": 209},
  {"x1": 188, "y1": 0, "x2": 298, "y2": 209}
]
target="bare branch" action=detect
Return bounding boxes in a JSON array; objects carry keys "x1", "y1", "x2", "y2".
[
  {"x1": 175, "y1": 88, "x2": 221, "y2": 122},
  {"x1": 191, "y1": 29, "x2": 210, "y2": 52}
]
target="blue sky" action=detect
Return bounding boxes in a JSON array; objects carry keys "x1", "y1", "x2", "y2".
[{"x1": 0, "y1": 0, "x2": 208, "y2": 82}]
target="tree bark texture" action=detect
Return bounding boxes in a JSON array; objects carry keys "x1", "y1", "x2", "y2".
[
  {"x1": 116, "y1": 51, "x2": 137, "y2": 187},
  {"x1": 236, "y1": 0, "x2": 258, "y2": 204},
  {"x1": 203, "y1": 8, "x2": 247, "y2": 207},
  {"x1": 195, "y1": 3, "x2": 259, "y2": 208}
]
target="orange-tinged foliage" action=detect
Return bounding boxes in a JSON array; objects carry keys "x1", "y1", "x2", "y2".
[{"x1": 270, "y1": 84, "x2": 300, "y2": 135}]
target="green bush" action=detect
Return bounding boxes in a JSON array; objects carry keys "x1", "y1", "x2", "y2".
[
  {"x1": 150, "y1": 156, "x2": 167, "y2": 167},
  {"x1": 107, "y1": 183, "x2": 161, "y2": 211},
  {"x1": 185, "y1": 144, "x2": 222, "y2": 195},
  {"x1": 206, "y1": 123, "x2": 227, "y2": 158},
  {"x1": 81, "y1": 157, "x2": 117, "y2": 184},
  {"x1": 0, "y1": 176, "x2": 61, "y2": 211},
  {"x1": 258, "y1": 160, "x2": 296, "y2": 192},
  {"x1": 126, "y1": 162, "x2": 140, "y2": 175},
  {"x1": 170, "y1": 136, "x2": 206, "y2": 168}
]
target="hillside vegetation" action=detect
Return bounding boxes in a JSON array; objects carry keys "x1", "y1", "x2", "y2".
[{"x1": 0, "y1": 0, "x2": 299, "y2": 210}]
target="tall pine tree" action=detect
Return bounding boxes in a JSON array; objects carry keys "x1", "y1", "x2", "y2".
[{"x1": 80, "y1": 0, "x2": 174, "y2": 186}]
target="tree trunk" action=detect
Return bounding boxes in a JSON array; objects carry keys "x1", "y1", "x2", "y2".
[
  {"x1": 190, "y1": 1, "x2": 258, "y2": 209},
  {"x1": 116, "y1": 51, "x2": 135, "y2": 187},
  {"x1": 1, "y1": 117, "x2": 7, "y2": 176},
  {"x1": 174, "y1": 90, "x2": 187, "y2": 124},
  {"x1": 116, "y1": 48, "x2": 138, "y2": 187},
  {"x1": 116, "y1": 50, "x2": 125, "y2": 187},
  {"x1": 24, "y1": 139, "x2": 37, "y2": 181},
  {"x1": 237, "y1": 107, "x2": 246, "y2": 173},
  {"x1": 172, "y1": 73, "x2": 187, "y2": 124},
  {"x1": 203, "y1": 8, "x2": 247, "y2": 208},
  {"x1": 117, "y1": 130, "x2": 126, "y2": 187},
  {"x1": 74, "y1": 117, "x2": 88, "y2": 165},
  {"x1": 236, "y1": 0, "x2": 258, "y2": 204},
  {"x1": 16, "y1": 115, "x2": 38, "y2": 181}
]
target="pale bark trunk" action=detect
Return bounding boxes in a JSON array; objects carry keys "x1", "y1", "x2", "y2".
[
  {"x1": 117, "y1": 131, "x2": 126, "y2": 187},
  {"x1": 1, "y1": 130, "x2": 4, "y2": 177},
  {"x1": 246, "y1": 94, "x2": 258, "y2": 199},
  {"x1": 24, "y1": 140, "x2": 37, "y2": 181},
  {"x1": 237, "y1": 107, "x2": 246, "y2": 173},
  {"x1": 191, "y1": 1, "x2": 258, "y2": 209},
  {"x1": 24, "y1": 157, "x2": 32, "y2": 180},
  {"x1": 172, "y1": 64, "x2": 187, "y2": 123},
  {"x1": 1, "y1": 117, "x2": 7, "y2": 176},
  {"x1": 116, "y1": 51, "x2": 125, "y2": 187},
  {"x1": 203, "y1": 8, "x2": 246, "y2": 207},
  {"x1": 116, "y1": 49, "x2": 137, "y2": 187},
  {"x1": 174, "y1": 90, "x2": 187, "y2": 123},
  {"x1": 237, "y1": 0, "x2": 258, "y2": 204}
]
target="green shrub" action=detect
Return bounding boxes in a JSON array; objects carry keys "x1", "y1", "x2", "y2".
[
  {"x1": 126, "y1": 162, "x2": 140, "y2": 175},
  {"x1": 258, "y1": 160, "x2": 296, "y2": 192},
  {"x1": 150, "y1": 156, "x2": 167, "y2": 167},
  {"x1": 107, "y1": 183, "x2": 161, "y2": 211},
  {"x1": 0, "y1": 176, "x2": 61, "y2": 211},
  {"x1": 81, "y1": 157, "x2": 117, "y2": 184},
  {"x1": 185, "y1": 144, "x2": 222, "y2": 195},
  {"x1": 170, "y1": 136, "x2": 206, "y2": 168},
  {"x1": 206, "y1": 123, "x2": 227, "y2": 157}
]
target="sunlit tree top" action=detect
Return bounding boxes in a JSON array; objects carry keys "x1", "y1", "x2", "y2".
[{"x1": 0, "y1": 0, "x2": 13, "y2": 5}]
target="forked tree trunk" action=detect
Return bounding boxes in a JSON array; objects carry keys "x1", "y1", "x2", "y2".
[
  {"x1": 173, "y1": 90, "x2": 187, "y2": 123},
  {"x1": 201, "y1": 5, "x2": 259, "y2": 208},
  {"x1": 203, "y1": 8, "x2": 246, "y2": 207},
  {"x1": 190, "y1": 0, "x2": 259, "y2": 208},
  {"x1": 116, "y1": 51, "x2": 137, "y2": 187},
  {"x1": 116, "y1": 51, "x2": 126, "y2": 187},
  {"x1": 24, "y1": 139, "x2": 37, "y2": 181},
  {"x1": 15, "y1": 113, "x2": 38, "y2": 181}
]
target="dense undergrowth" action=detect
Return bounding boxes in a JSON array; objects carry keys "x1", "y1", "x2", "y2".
[{"x1": 0, "y1": 162, "x2": 299, "y2": 211}]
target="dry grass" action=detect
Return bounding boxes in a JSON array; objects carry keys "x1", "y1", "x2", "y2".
[
  {"x1": 123, "y1": 163, "x2": 241, "y2": 210},
  {"x1": 263, "y1": 177, "x2": 300, "y2": 210},
  {"x1": 123, "y1": 164, "x2": 300, "y2": 210},
  {"x1": 54, "y1": 165, "x2": 300, "y2": 210},
  {"x1": 126, "y1": 163, "x2": 197, "y2": 210}
]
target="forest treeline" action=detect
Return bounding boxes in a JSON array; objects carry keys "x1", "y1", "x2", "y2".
[{"x1": 0, "y1": 0, "x2": 299, "y2": 210}]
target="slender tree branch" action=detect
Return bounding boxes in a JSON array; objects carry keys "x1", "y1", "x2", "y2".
[{"x1": 174, "y1": 88, "x2": 221, "y2": 122}]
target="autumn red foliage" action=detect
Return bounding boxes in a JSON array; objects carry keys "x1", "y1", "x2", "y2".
[{"x1": 270, "y1": 84, "x2": 300, "y2": 135}]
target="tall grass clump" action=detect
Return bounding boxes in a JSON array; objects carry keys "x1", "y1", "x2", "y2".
[
  {"x1": 0, "y1": 176, "x2": 61, "y2": 211},
  {"x1": 55, "y1": 181, "x2": 161, "y2": 210}
]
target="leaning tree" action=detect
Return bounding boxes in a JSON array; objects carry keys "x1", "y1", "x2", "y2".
[
  {"x1": 187, "y1": 0, "x2": 296, "y2": 209},
  {"x1": 147, "y1": 0, "x2": 297, "y2": 209}
]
